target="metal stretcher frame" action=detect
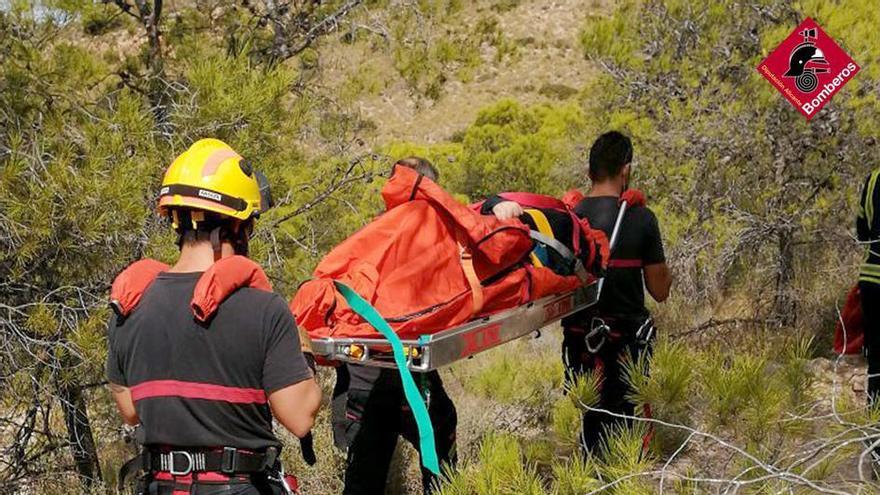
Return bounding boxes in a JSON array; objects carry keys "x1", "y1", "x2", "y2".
[
  {"x1": 310, "y1": 200, "x2": 630, "y2": 372},
  {"x1": 311, "y1": 281, "x2": 600, "y2": 372}
]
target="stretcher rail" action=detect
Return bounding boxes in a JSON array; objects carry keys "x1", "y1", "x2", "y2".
[{"x1": 310, "y1": 281, "x2": 600, "y2": 372}]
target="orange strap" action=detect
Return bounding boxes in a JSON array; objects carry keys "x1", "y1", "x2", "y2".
[{"x1": 458, "y1": 241, "x2": 484, "y2": 314}]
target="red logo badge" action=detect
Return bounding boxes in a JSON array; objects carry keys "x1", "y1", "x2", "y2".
[
  {"x1": 460, "y1": 323, "x2": 501, "y2": 358},
  {"x1": 757, "y1": 18, "x2": 859, "y2": 120}
]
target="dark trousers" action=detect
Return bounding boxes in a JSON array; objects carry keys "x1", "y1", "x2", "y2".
[
  {"x1": 562, "y1": 320, "x2": 653, "y2": 455},
  {"x1": 340, "y1": 366, "x2": 457, "y2": 495},
  {"x1": 146, "y1": 476, "x2": 286, "y2": 494},
  {"x1": 331, "y1": 365, "x2": 352, "y2": 451},
  {"x1": 861, "y1": 282, "x2": 880, "y2": 404}
]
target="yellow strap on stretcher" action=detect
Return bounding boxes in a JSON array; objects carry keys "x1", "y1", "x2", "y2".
[{"x1": 524, "y1": 208, "x2": 555, "y2": 268}]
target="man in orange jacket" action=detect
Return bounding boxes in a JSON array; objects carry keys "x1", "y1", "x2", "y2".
[{"x1": 107, "y1": 139, "x2": 321, "y2": 494}]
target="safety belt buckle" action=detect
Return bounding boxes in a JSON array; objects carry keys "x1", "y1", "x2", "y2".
[
  {"x1": 221, "y1": 447, "x2": 238, "y2": 474},
  {"x1": 168, "y1": 451, "x2": 194, "y2": 476}
]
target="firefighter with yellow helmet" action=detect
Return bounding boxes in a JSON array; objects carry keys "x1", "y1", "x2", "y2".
[
  {"x1": 107, "y1": 139, "x2": 321, "y2": 494},
  {"x1": 158, "y1": 138, "x2": 269, "y2": 254}
]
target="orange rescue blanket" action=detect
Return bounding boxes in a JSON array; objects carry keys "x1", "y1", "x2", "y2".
[{"x1": 292, "y1": 166, "x2": 606, "y2": 340}]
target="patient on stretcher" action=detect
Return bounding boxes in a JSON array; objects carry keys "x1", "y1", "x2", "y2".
[
  {"x1": 474, "y1": 192, "x2": 609, "y2": 283},
  {"x1": 291, "y1": 164, "x2": 609, "y2": 341}
]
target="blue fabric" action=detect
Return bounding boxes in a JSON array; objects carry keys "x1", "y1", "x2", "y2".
[{"x1": 532, "y1": 243, "x2": 550, "y2": 266}]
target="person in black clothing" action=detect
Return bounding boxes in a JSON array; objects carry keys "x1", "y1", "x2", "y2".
[
  {"x1": 106, "y1": 139, "x2": 321, "y2": 494},
  {"x1": 492, "y1": 131, "x2": 672, "y2": 456},
  {"x1": 857, "y1": 168, "x2": 880, "y2": 406},
  {"x1": 342, "y1": 364, "x2": 458, "y2": 494},
  {"x1": 336, "y1": 157, "x2": 458, "y2": 495},
  {"x1": 856, "y1": 168, "x2": 880, "y2": 471}
]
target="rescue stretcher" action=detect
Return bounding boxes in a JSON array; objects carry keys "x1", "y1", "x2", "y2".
[
  {"x1": 311, "y1": 281, "x2": 599, "y2": 371},
  {"x1": 310, "y1": 199, "x2": 630, "y2": 372}
]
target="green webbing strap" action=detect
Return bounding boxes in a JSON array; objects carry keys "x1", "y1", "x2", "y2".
[{"x1": 334, "y1": 281, "x2": 440, "y2": 475}]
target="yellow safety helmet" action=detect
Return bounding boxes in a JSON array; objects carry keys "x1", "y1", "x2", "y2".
[{"x1": 157, "y1": 138, "x2": 273, "y2": 224}]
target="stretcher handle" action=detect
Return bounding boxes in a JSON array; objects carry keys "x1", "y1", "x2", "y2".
[
  {"x1": 608, "y1": 200, "x2": 629, "y2": 255},
  {"x1": 596, "y1": 200, "x2": 629, "y2": 300}
]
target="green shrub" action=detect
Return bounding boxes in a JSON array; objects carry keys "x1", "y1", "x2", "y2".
[
  {"x1": 538, "y1": 83, "x2": 579, "y2": 100},
  {"x1": 598, "y1": 422, "x2": 654, "y2": 494},
  {"x1": 624, "y1": 339, "x2": 696, "y2": 456},
  {"x1": 566, "y1": 369, "x2": 600, "y2": 411},
  {"x1": 550, "y1": 455, "x2": 600, "y2": 495},
  {"x1": 550, "y1": 395, "x2": 582, "y2": 450},
  {"x1": 699, "y1": 347, "x2": 770, "y2": 429},
  {"x1": 385, "y1": 1, "x2": 482, "y2": 99},
  {"x1": 467, "y1": 343, "x2": 563, "y2": 406},
  {"x1": 437, "y1": 433, "x2": 544, "y2": 495}
]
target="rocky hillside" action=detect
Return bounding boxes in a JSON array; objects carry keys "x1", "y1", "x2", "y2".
[{"x1": 311, "y1": 0, "x2": 606, "y2": 145}]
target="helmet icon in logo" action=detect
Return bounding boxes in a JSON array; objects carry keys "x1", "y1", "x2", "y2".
[{"x1": 783, "y1": 28, "x2": 829, "y2": 93}]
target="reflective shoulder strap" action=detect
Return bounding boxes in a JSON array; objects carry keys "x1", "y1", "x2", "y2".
[
  {"x1": 528, "y1": 230, "x2": 576, "y2": 263},
  {"x1": 524, "y1": 208, "x2": 577, "y2": 263},
  {"x1": 333, "y1": 281, "x2": 441, "y2": 475}
]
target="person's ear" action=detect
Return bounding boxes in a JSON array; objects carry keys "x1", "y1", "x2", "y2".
[
  {"x1": 620, "y1": 163, "x2": 632, "y2": 192},
  {"x1": 241, "y1": 220, "x2": 255, "y2": 239}
]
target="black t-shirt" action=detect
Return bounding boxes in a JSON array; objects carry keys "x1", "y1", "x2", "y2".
[
  {"x1": 106, "y1": 272, "x2": 313, "y2": 450},
  {"x1": 564, "y1": 196, "x2": 665, "y2": 321}
]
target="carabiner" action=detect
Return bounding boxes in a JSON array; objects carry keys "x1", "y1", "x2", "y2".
[{"x1": 585, "y1": 317, "x2": 610, "y2": 354}]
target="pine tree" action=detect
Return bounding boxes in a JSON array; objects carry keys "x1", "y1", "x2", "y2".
[
  {"x1": 579, "y1": 0, "x2": 880, "y2": 323},
  {"x1": 0, "y1": 2, "x2": 373, "y2": 490}
]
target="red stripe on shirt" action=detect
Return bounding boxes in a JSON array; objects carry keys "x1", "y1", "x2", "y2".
[
  {"x1": 130, "y1": 380, "x2": 267, "y2": 404},
  {"x1": 609, "y1": 259, "x2": 643, "y2": 268}
]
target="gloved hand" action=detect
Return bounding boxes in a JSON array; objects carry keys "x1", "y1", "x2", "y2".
[
  {"x1": 300, "y1": 432, "x2": 317, "y2": 466},
  {"x1": 492, "y1": 201, "x2": 524, "y2": 220},
  {"x1": 297, "y1": 351, "x2": 317, "y2": 467},
  {"x1": 619, "y1": 189, "x2": 646, "y2": 207}
]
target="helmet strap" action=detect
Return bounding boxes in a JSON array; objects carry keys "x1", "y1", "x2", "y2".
[
  {"x1": 210, "y1": 226, "x2": 223, "y2": 261},
  {"x1": 168, "y1": 208, "x2": 248, "y2": 258},
  {"x1": 231, "y1": 221, "x2": 251, "y2": 257}
]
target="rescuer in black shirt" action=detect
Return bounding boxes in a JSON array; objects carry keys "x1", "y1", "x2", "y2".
[
  {"x1": 106, "y1": 139, "x2": 321, "y2": 494},
  {"x1": 492, "y1": 131, "x2": 672, "y2": 455}
]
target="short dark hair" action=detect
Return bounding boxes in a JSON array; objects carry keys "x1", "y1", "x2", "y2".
[
  {"x1": 588, "y1": 131, "x2": 633, "y2": 181},
  {"x1": 396, "y1": 156, "x2": 439, "y2": 182}
]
